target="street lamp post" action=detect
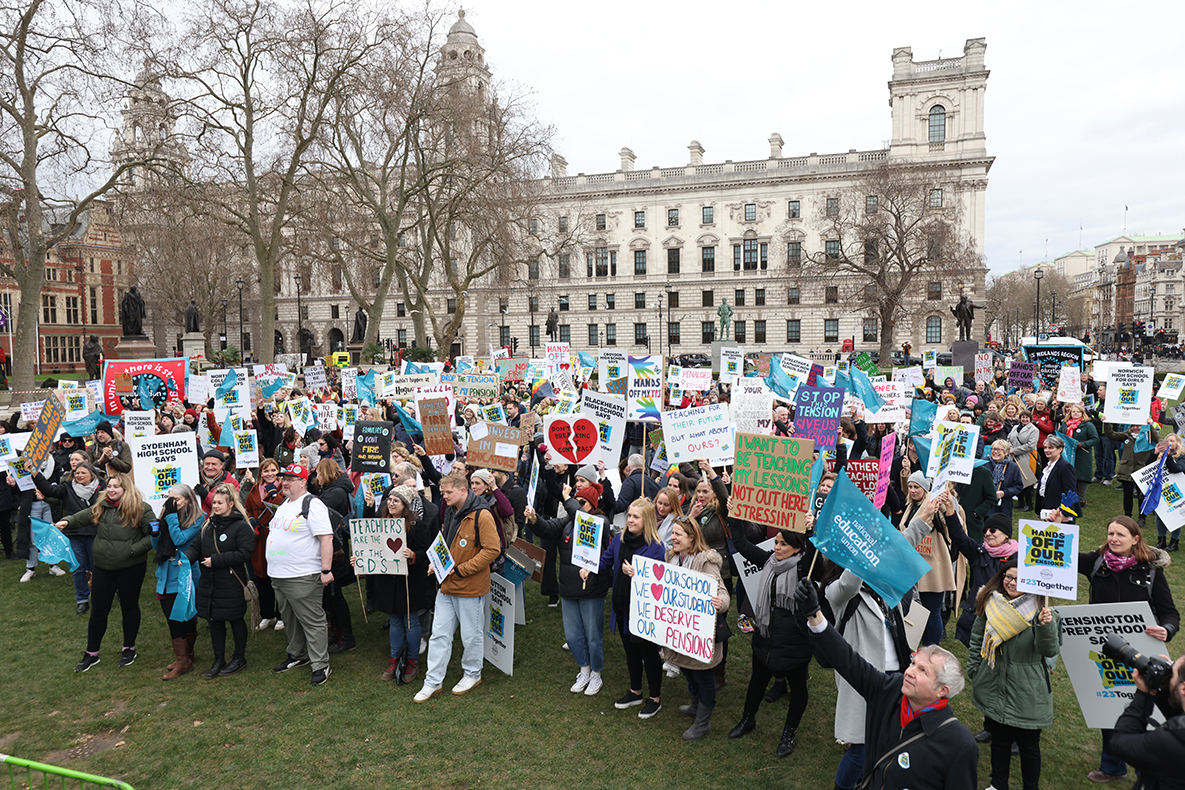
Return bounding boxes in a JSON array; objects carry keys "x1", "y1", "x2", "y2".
[
  {"x1": 294, "y1": 272, "x2": 303, "y2": 360},
  {"x1": 1033, "y1": 266, "x2": 1044, "y2": 344},
  {"x1": 500, "y1": 304, "x2": 507, "y2": 349},
  {"x1": 1050, "y1": 291, "x2": 1057, "y2": 336},
  {"x1": 220, "y1": 298, "x2": 228, "y2": 351},
  {"x1": 235, "y1": 277, "x2": 245, "y2": 359}
]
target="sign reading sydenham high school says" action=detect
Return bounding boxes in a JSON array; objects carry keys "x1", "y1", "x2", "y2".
[
  {"x1": 793, "y1": 385, "x2": 844, "y2": 452},
  {"x1": 629, "y1": 555, "x2": 718, "y2": 663},
  {"x1": 484, "y1": 572, "x2": 516, "y2": 676},
  {"x1": 1103, "y1": 365, "x2": 1155, "y2": 424},
  {"x1": 660, "y1": 403, "x2": 732, "y2": 465},
  {"x1": 130, "y1": 433, "x2": 200, "y2": 512},
  {"x1": 731, "y1": 432, "x2": 814, "y2": 533},
  {"x1": 1016, "y1": 518, "x2": 1079, "y2": 599},
  {"x1": 350, "y1": 518, "x2": 408, "y2": 575},
  {"x1": 1055, "y1": 602, "x2": 1170, "y2": 729}
]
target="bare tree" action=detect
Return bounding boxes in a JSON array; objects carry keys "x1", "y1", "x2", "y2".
[
  {"x1": 790, "y1": 163, "x2": 984, "y2": 359},
  {"x1": 0, "y1": 0, "x2": 163, "y2": 390},
  {"x1": 985, "y1": 267, "x2": 1076, "y2": 345}
]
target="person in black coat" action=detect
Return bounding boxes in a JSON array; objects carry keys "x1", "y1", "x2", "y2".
[
  {"x1": 312, "y1": 459, "x2": 355, "y2": 654},
  {"x1": 1109, "y1": 655, "x2": 1185, "y2": 790},
  {"x1": 1035, "y1": 435, "x2": 1077, "y2": 518},
  {"x1": 33, "y1": 462, "x2": 104, "y2": 612},
  {"x1": 615, "y1": 454, "x2": 660, "y2": 515},
  {"x1": 192, "y1": 484, "x2": 255, "y2": 679},
  {"x1": 728, "y1": 521, "x2": 815, "y2": 758},
  {"x1": 796, "y1": 580, "x2": 979, "y2": 790}
]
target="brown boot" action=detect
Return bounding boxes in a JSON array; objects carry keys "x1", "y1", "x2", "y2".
[
  {"x1": 402, "y1": 656, "x2": 419, "y2": 685},
  {"x1": 162, "y1": 638, "x2": 194, "y2": 680},
  {"x1": 713, "y1": 662, "x2": 727, "y2": 690},
  {"x1": 185, "y1": 632, "x2": 197, "y2": 663}
]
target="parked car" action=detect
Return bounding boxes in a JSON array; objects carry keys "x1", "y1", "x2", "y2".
[{"x1": 674, "y1": 353, "x2": 711, "y2": 368}]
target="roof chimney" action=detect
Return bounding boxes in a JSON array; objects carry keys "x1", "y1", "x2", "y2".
[
  {"x1": 687, "y1": 141, "x2": 704, "y2": 167},
  {"x1": 768, "y1": 133, "x2": 783, "y2": 159},
  {"x1": 619, "y1": 147, "x2": 636, "y2": 172},
  {"x1": 550, "y1": 153, "x2": 567, "y2": 179}
]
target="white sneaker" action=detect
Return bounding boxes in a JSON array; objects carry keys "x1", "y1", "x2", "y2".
[
  {"x1": 663, "y1": 660, "x2": 681, "y2": 678},
  {"x1": 584, "y1": 671, "x2": 603, "y2": 696},
  {"x1": 414, "y1": 684, "x2": 442, "y2": 703},
  {"x1": 570, "y1": 666, "x2": 591, "y2": 693},
  {"x1": 420, "y1": 637, "x2": 428, "y2": 654},
  {"x1": 47, "y1": 565, "x2": 67, "y2": 577},
  {"x1": 256, "y1": 618, "x2": 275, "y2": 632},
  {"x1": 19, "y1": 569, "x2": 35, "y2": 583},
  {"x1": 273, "y1": 620, "x2": 285, "y2": 631},
  {"x1": 452, "y1": 675, "x2": 481, "y2": 695}
]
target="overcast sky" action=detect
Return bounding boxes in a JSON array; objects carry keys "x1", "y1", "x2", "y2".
[{"x1": 467, "y1": 0, "x2": 1184, "y2": 275}]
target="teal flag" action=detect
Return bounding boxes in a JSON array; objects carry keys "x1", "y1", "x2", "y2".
[
  {"x1": 262, "y1": 377, "x2": 286, "y2": 399},
  {"x1": 215, "y1": 369, "x2": 239, "y2": 400},
  {"x1": 31, "y1": 517, "x2": 79, "y2": 572},
  {"x1": 170, "y1": 553, "x2": 198, "y2": 622},
  {"x1": 357, "y1": 371, "x2": 376, "y2": 407},
  {"x1": 909, "y1": 399, "x2": 937, "y2": 437},
  {"x1": 850, "y1": 367, "x2": 885, "y2": 413},
  {"x1": 811, "y1": 471, "x2": 931, "y2": 608},
  {"x1": 62, "y1": 411, "x2": 120, "y2": 439},
  {"x1": 763, "y1": 363, "x2": 799, "y2": 402},
  {"x1": 393, "y1": 403, "x2": 423, "y2": 440},
  {"x1": 137, "y1": 377, "x2": 156, "y2": 410}
]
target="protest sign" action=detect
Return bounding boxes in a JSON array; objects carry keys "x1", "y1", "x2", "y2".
[
  {"x1": 130, "y1": 433, "x2": 200, "y2": 512},
  {"x1": 1016, "y1": 519, "x2": 1079, "y2": 598},
  {"x1": 660, "y1": 404, "x2": 733, "y2": 466},
  {"x1": 453, "y1": 373, "x2": 499, "y2": 400},
  {"x1": 414, "y1": 384, "x2": 455, "y2": 428},
  {"x1": 572, "y1": 511, "x2": 604, "y2": 572},
  {"x1": 1024, "y1": 344, "x2": 1084, "y2": 390},
  {"x1": 731, "y1": 432, "x2": 814, "y2": 532},
  {"x1": 793, "y1": 385, "x2": 844, "y2": 452},
  {"x1": 599, "y1": 350, "x2": 627, "y2": 390},
  {"x1": 86, "y1": 380, "x2": 103, "y2": 408},
  {"x1": 466, "y1": 422, "x2": 524, "y2": 472},
  {"x1": 545, "y1": 342, "x2": 571, "y2": 373},
  {"x1": 544, "y1": 414, "x2": 598, "y2": 466},
  {"x1": 894, "y1": 366, "x2": 925, "y2": 389},
  {"x1": 629, "y1": 555, "x2": 718, "y2": 662},
  {"x1": 873, "y1": 431, "x2": 896, "y2": 508},
  {"x1": 350, "y1": 518, "x2": 408, "y2": 575},
  {"x1": 1134, "y1": 457, "x2": 1185, "y2": 533},
  {"x1": 1058, "y1": 365, "x2": 1083, "y2": 403},
  {"x1": 925, "y1": 421, "x2": 980, "y2": 492},
  {"x1": 1104, "y1": 366, "x2": 1155, "y2": 424},
  {"x1": 934, "y1": 365, "x2": 964, "y2": 385},
  {"x1": 122, "y1": 410, "x2": 156, "y2": 442},
  {"x1": 480, "y1": 403, "x2": 507, "y2": 425},
  {"x1": 845, "y1": 459, "x2": 880, "y2": 501},
  {"x1": 23, "y1": 396, "x2": 64, "y2": 471},
  {"x1": 733, "y1": 537, "x2": 777, "y2": 604},
  {"x1": 419, "y1": 398, "x2": 454, "y2": 456},
  {"x1": 316, "y1": 403, "x2": 339, "y2": 431},
  {"x1": 922, "y1": 349, "x2": 937, "y2": 369},
  {"x1": 484, "y1": 572, "x2": 516, "y2": 676},
  {"x1": 720, "y1": 347, "x2": 744, "y2": 382},
  {"x1": 9, "y1": 456, "x2": 34, "y2": 490},
  {"x1": 1009, "y1": 361, "x2": 1037, "y2": 389},
  {"x1": 779, "y1": 354, "x2": 812, "y2": 383},
  {"x1": 303, "y1": 366, "x2": 327, "y2": 391},
  {"x1": 730, "y1": 379, "x2": 773, "y2": 434},
  {"x1": 101, "y1": 358, "x2": 187, "y2": 415},
  {"x1": 496, "y1": 357, "x2": 529, "y2": 382},
  {"x1": 627, "y1": 355, "x2": 664, "y2": 421},
  {"x1": 351, "y1": 421, "x2": 393, "y2": 473},
  {"x1": 209, "y1": 367, "x2": 251, "y2": 424},
  {"x1": 427, "y1": 531, "x2": 456, "y2": 580},
  {"x1": 649, "y1": 441, "x2": 670, "y2": 474},
  {"x1": 188, "y1": 375, "x2": 211, "y2": 405},
  {"x1": 59, "y1": 390, "x2": 89, "y2": 423},
  {"x1": 974, "y1": 353, "x2": 993, "y2": 383},
  {"x1": 381, "y1": 373, "x2": 436, "y2": 400},
  {"x1": 1160, "y1": 373, "x2": 1185, "y2": 401},
  {"x1": 287, "y1": 397, "x2": 315, "y2": 435},
  {"x1": 1056, "y1": 602, "x2": 1170, "y2": 728},
  {"x1": 679, "y1": 367, "x2": 713, "y2": 393},
  {"x1": 580, "y1": 390, "x2": 627, "y2": 467},
  {"x1": 232, "y1": 430, "x2": 260, "y2": 469}
]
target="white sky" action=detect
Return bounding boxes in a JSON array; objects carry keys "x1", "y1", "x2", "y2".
[{"x1": 467, "y1": 0, "x2": 1185, "y2": 275}]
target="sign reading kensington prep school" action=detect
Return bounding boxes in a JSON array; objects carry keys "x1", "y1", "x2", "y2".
[
  {"x1": 730, "y1": 432, "x2": 814, "y2": 533},
  {"x1": 629, "y1": 555, "x2": 717, "y2": 663}
]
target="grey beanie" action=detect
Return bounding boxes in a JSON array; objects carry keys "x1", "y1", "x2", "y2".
[
  {"x1": 908, "y1": 470, "x2": 931, "y2": 492},
  {"x1": 575, "y1": 464, "x2": 598, "y2": 483},
  {"x1": 470, "y1": 468, "x2": 496, "y2": 487}
]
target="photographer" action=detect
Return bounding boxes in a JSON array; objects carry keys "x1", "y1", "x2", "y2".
[{"x1": 1109, "y1": 654, "x2": 1185, "y2": 790}]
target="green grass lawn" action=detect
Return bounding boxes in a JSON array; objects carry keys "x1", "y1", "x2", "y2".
[{"x1": 0, "y1": 483, "x2": 1177, "y2": 789}]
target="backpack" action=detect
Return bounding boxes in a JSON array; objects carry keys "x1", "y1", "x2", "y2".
[
  {"x1": 300, "y1": 493, "x2": 348, "y2": 554},
  {"x1": 471, "y1": 499, "x2": 509, "y2": 574}
]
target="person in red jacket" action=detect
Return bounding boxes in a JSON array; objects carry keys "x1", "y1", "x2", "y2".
[{"x1": 1031, "y1": 398, "x2": 1056, "y2": 474}]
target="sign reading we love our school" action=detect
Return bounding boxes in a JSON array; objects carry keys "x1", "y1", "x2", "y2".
[{"x1": 629, "y1": 555, "x2": 717, "y2": 663}]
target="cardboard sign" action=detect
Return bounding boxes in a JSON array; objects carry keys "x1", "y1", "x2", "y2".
[
  {"x1": 629, "y1": 555, "x2": 718, "y2": 662},
  {"x1": 23, "y1": 396, "x2": 64, "y2": 472},
  {"x1": 484, "y1": 572, "x2": 516, "y2": 676},
  {"x1": 419, "y1": 398, "x2": 454, "y2": 456},
  {"x1": 580, "y1": 390, "x2": 627, "y2": 467},
  {"x1": 660, "y1": 404, "x2": 733, "y2": 466},
  {"x1": 1056, "y1": 602, "x2": 1171, "y2": 728},
  {"x1": 1016, "y1": 519, "x2": 1079, "y2": 598},
  {"x1": 572, "y1": 511, "x2": 604, "y2": 572},
  {"x1": 453, "y1": 373, "x2": 499, "y2": 400},
  {"x1": 130, "y1": 432, "x2": 200, "y2": 512},
  {"x1": 496, "y1": 357, "x2": 529, "y2": 382},
  {"x1": 974, "y1": 353, "x2": 993, "y2": 383},
  {"x1": 1104, "y1": 366, "x2": 1155, "y2": 424},
  {"x1": 101, "y1": 358, "x2": 187, "y2": 415},
  {"x1": 1058, "y1": 365, "x2": 1083, "y2": 403},
  {"x1": 351, "y1": 421, "x2": 394, "y2": 473},
  {"x1": 793, "y1": 385, "x2": 844, "y2": 452},
  {"x1": 544, "y1": 414, "x2": 598, "y2": 466},
  {"x1": 733, "y1": 537, "x2": 777, "y2": 604},
  {"x1": 350, "y1": 517, "x2": 408, "y2": 575},
  {"x1": 731, "y1": 432, "x2": 814, "y2": 533},
  {"x1": 466, "y1": 421, "x2": 523, "y2": 472}
]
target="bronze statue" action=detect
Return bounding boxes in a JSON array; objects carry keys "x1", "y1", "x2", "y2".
[
  {"x1": 121, "y1": 286, "x2": 146, "y2": 337},
  {"x1": 717, "y1": 299, "x2": 733, "y2": 341},
  {"x1": 950, "y1": 294, "x2": 985, "y2": 343},
  {"x1": 350, "y1": 306, "x2": 368, "y2": 344},
  {"x1": 184, "y1": 299, "x2": 201, "y2": 333},
  {"x1": 82, "y1": 334, "x2": 102, "y2": 379},
  {"x1": 545, "y1": 308, "x2": 559, "y2": 341}
]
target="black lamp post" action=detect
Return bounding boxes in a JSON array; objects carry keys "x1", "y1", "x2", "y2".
[
  {"x1": 220, "y1": 298, "x2": 228, "y2": 351},
  {"x1": 1050, "y1": 290, "x2": 1057, "y2": 335},
  {"x1": 1034, "y1": 266, "x2": 1044, "y2": 344},
  {"x1": 294, "y1": 272, "x2": 303, "y2": 357},
  {"x1": 235, "y1": 276, "x2": 245, "y2": 357}
]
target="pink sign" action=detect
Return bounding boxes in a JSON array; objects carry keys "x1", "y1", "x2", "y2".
[
  {"x1": 874, "y1": 432, "x2": 897, "y2": 509},
  {"x1": 846, "y1": 458, "x2": 880, "y2": 501}
]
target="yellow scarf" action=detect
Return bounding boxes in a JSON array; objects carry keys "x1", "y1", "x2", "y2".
[{"x1": 980, "y1": 591, "x2": 1038, "y2": 668}]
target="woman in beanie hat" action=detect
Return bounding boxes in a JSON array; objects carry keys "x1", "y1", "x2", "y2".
[
  {"x1": 469, "y1": 468, "x2": 515, "y2": 544},
  {"x1": 574, "y1": 461, "x2": 615, "y2": 517},
  {"x1": 898, "y1": 471, "x2": 965, "y2": 646},
  {"x1": 358, "y1": 483, "x2": 432, "y2": 684},
  {"x1": 948, "y1": 512, "x2": 1019, "y2": 647},
  {"x1": 526, "y1": 480, "x2": 611, "y2": 697}
]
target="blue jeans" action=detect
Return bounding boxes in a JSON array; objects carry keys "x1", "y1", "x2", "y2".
[
  {"x1": 423, "y1": 590, "x2": 486, "y2": 687},
  {"x1": 835, "y1": 743, "x2": 865, "y2": 789},
  {"x1": 561, "y1": 595, "x2": 606, "y2": 672},
  {"x1": 1097, "y1": 437, "x2": 1116, "y2": 480},
  {"x1": 69, "y1": 535, "x2": 94, "y2": 602},
  {"x1": 918, "y1": 591, "x2": 946, "y2": 646},
  {"x1": 1100, "y1": 728, "x2": 1128, "y2": 777},
  {"x1": 682, "y1": 667, "x2": 717, "y2": 708},
  {"x1": 389, "y1": 609, "x2": 424, "y2": 659}
]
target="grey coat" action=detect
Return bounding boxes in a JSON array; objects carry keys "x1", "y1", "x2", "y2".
[{"x1": 825, "y1": 515, "x2": 932, "y2": 743}]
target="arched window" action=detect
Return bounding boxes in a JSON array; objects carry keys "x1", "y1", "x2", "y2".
[
  {"x1": 926, "y1": 316, "x2": 942, "y2": 344},
  {"x1": 928, "y1": 105, "x2": 946, "y2": 143}
]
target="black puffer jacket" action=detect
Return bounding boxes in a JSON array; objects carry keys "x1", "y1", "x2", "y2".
[
  {"x1": 316, "y1": 473, "x2": 354, "y2": 516},
  {"x1": 192, "y1": 512, "x2": 255, "y2": 621},
  {"x1": 731, "y1": 522, "x2": 813, "y2": 672},
  {"x1": 33, "y1": 472, "x2": 103, "y2": 534},
  {"x1": 530, "y1": 498, "x2": 611, "y2": 599}
]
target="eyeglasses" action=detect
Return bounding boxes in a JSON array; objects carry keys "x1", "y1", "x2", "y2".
[
  {"x1": 984, "y1": 526, "x2": 1000, "y2": 534},
  {"x1": 1003, "y1": 575, "x2": 1019, "y2": 583}
]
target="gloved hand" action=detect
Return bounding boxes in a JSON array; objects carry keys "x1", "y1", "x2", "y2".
[
  {"x1": 159, "y1": 497, "x2": 178, "y2": 519},
  {"x1": 794, "y1": 579, "x2": 821, "y2": 619}
]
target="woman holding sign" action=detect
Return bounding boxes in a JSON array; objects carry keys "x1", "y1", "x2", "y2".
[
  {"x1": 689, "y1": 461, "x2": 733, "y2": 687},
  {"x1": 967, "y1": 559, "x2": 1059, "y2": 790},
  {"x1": 666, "y1": 515, "x2": 729, "y2": 741},
  {"x1": 1059, "y1": 402, "x2": 1098, "y2": 515},
  {"x1": 898, "y1": 472, "x2": 963, "y2": 646},
  {"x1": 1078, "y1": 515, "x2": 1179, "y2": 783},
  {"x1": 1150, "y1": 434, "x2": 1185, "y2": 551}
]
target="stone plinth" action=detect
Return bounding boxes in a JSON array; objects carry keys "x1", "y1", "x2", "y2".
[
  {"x1": 180, "y1": 332, "x2": 205, "y2": 362},
  {"x1": 951, "y1": 340, "x2": 978, "y2": 381},
  {"x1": 114, "y1": 336, "x2": 160, "y2": 360}
]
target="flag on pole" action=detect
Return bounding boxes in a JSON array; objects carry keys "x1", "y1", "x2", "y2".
[
  {"x1": 31, "y1": 517, "x2": 79, "y2": 571},
  {"x1": 849, "y1": 367, "x2": 885, "y2": 413},
  {"x1": 1141, "y1": 451, "x2": 1168, "y2": 517}
]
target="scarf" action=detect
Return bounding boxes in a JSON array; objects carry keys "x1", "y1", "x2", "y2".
[
  {"x1": 984, "y1": 539, "x2": 1018, "y2": 559},
  {"x1": 990, "y1": 459, "x2": 1006, "y2": 489},
  {"x1": 751, "y1": 552, "x2": 802, "y2": 638},
  {"x1": 900, "y1": 696, "x2": 948, "y2": 728},
  {"x1": 980, "y1": 591, "x2": 1040, "y2": 668},
  {"x1": 1065, "y1": 418, "x2": 1082, "y2": 434},
  {"x1": 104, "y1": 495, "x2": 121, "y2": 508},
  {"x1": 72, "y1": 477, "x2": 100, "y2": 503},
  {"x1": 1103, "y1": 549, "x2": 1139, "y2": 573}
]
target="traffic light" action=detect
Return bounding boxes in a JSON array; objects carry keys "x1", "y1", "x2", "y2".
[
  {"x1": 512, "y1": 337, "x2": 519, "y2": 354},
  {"x1": 1118, "y1": 322, "x2": 1126, "y2": 334}
]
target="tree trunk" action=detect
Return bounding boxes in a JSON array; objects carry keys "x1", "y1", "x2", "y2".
[{"x1": 11, "y1": 263, "x2": 43, "y2": 392}]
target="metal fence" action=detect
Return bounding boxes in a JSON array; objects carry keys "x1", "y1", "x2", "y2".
[{"x1": 1, "y1": 754, "x2": 135, "y2": 790}]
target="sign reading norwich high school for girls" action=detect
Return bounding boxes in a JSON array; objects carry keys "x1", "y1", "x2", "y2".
[
  {"x1": 629, "y1": 555, "x2": 718, "y2": 663},
  {"x1": 731, "y1": 432, "x2": 814, "y2": 533}
]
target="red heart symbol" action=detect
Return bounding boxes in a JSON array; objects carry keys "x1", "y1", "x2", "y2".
[
  {"x1": 547, "y1": 420, "x2": 576, "y2": 463},
  {"x1": 386, "y1": 537, "x2": 403, "y2": 554},
  {"x1": 651, "y1": 583, "x2": 663, "y2": 602},
  {"x1": 653, "y1": 564, "x2": 664, "y2": 581},
  {"x1": 569, "y1": 417, "x2": 598, "y2": 463}
]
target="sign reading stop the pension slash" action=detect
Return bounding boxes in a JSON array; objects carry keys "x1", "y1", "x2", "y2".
[
  {"x1": 731, "y1": 432, "x2": 815, "y2": 533},
  {"x1": 629, "y1": 555, "x2": 718, "y2": 663}
]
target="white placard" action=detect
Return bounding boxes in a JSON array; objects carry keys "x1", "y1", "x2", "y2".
[
  {"x1": 660, "y1": 403, "x2": 733, "y2": 466},
  {"x1": 1104, "y1": 366, "x2": 1155, "y2": 424},
  {"x1": 598, "y1": 349, "x2": 628, "y2": 391},
  {"x1": 61, "y1": 390, "x2": 89, "y2": 423},
  {"x1": 303, "y1": 366, "x2": 328, "y2": 391},
  {"x1": 720, "y1": 347, "x2": 744, "y2": 383},
  {"x1": 580, "y1": 390, "x2": 627, "y2": 467},
  {"x1": 894, "y1": 366, "x2": 925, "y2": 389},
  {"x1": 1159, "y1": 373, "x2": 1185, "y2": 401},
  {"x1": 1057, "y1": 366, "x2": 1083, "y2": 403},
  {"x1": 350, "y1": 517, "x2": 408, "y2": 575},
  {"x1": 925, "y1": 421, "x2": 980, "y2": 495},
  {"x1": 209, "y1": 368, "x2": 251, "y2": 424},
  {"x1": 232, "y1": 429, "x2": 260, "y2": 469},
  {"x1": 130, "y1": 433, "x2": 200, "y2": 513},
  {"x1": 779, "y1": 354, "x2": 812, "y2": 382},
  {"x1": 188, "y1": 375, "x2": 211, "y2": 405},
  {"x1": 734, "y1": 537, "x2": 777, "y2": 604},
  {"x1": 20, "y1": 401, "x2": 43, "y2": 423},
  {"x1": 1134, "y1": 457, "x2": 1185, "y2": 533},
  {"x1": 571, "y1": 510, "x2": 604, "y2": 572},
  {"x1": 680, "y1": 368, "x2": 713, "y2": 393},
  {"x1": 628, "y1": 555, "x2": 717, "y2": 662},
  {"x1": 123, "y1": 410, "x2": 156, "y2": 441},
  {"x1": 427, "y1": 531, "x2": 456, "y2": 580},
  {"x1": 484, "y1": 572, "x2": 516, "y2": 676},
  {"x1": 730, "y1": 379, "x2": 773, "y2": 435},
  {"x1": 316, "y1": 403, "x2": 339, "y2": 431},
  {"x1": 1016, "y1": 519, "x2": 1079, "y2": 599}
]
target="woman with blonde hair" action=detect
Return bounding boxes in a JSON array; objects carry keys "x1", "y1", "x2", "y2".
[
  {"x1": 192, "y1": 483, "x2": 255, "y2": 678},
  {"x1": 601, "y1": 498, "x2": 667, "y2": 719},
  {"x1": 59, "y1": 473, "x2": 155, "y2": 672},
  {"x1": 667, "y1": 515, "x2": 729, "y2": 741},
  {"x1": 153, "y1": 483, "x2": 205, "y2": 680},
  {"x1": 653, "y1": 486, "x2": 684, "y2": 549}
]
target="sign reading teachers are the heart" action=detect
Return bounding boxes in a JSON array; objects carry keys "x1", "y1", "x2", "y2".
[
  {"x1": 544, "y1": 414, "x2": 599, "y2": 466},
  {"x1": 349, "y1": 518, "x2": 407, "y2": 575}
]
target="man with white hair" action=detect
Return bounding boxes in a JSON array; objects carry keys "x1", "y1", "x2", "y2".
[
  {"x1": 614, "y1": 453, "x2": 659, "y2": 515},
  {"x1": 796, "y1": 579, "x2": 978, "y2": 790}
]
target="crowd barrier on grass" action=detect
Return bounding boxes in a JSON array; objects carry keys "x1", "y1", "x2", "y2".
[{"x1": 0, "y1": 754, "x2": 135, "y2": 790}]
